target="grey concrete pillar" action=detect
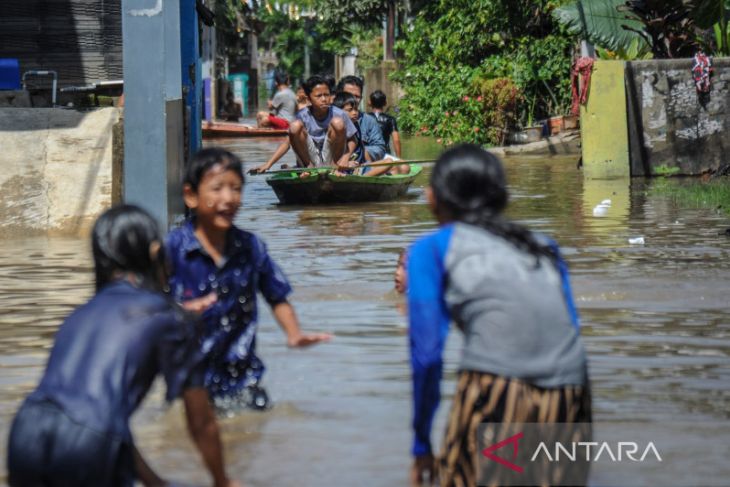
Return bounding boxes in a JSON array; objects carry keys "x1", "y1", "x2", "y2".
[{"x1": 122, "y1": 0, "x2": 185, "y2": 230}]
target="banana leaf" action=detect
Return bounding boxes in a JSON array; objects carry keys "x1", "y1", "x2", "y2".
[{"x1": 553, "y1": 0, "x2": 649, "y2": 53}]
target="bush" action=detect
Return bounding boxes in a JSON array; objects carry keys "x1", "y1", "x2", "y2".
[{"x1": 393, "y1": 0, "x2": 577, "y2": 146}]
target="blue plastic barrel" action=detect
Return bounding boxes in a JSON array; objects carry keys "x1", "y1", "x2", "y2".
[{"x1": 0, "y1": 59, "x2": 21, "y2": 90}]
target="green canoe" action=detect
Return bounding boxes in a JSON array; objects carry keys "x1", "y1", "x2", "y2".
[{"x1": 265, "y1": 165, "x2": 423, "y2": 204}]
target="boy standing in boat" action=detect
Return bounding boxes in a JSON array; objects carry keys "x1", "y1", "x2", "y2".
[
  {"x1": 289, "y1": 75, "x2": 358, "y2": 169},
  {"x1": 166, "y1": 148, "x2": 331, "y2": 411}
]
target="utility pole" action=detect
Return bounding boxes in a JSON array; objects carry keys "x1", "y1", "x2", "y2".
[{"x1": 121, "y1": 0, "x2": 187, "y2": 229}]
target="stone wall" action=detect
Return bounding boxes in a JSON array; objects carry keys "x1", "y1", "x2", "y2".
[
  {"x1": 626, "y1": 58, "x2": 730, "y2": 176},
  {"x1": 0, "y1": 107, "x2": 122, "y2": 237}
]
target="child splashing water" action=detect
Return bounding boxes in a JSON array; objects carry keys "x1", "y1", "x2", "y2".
[
  {"x1": 407, "y1": 144, "x2": 591, "y2": 486},
  {"x1": 7, "y1": 205, "x2": 240, "y2": 487},
  {"x1": 166, "y1": 148, "x2": 331, "y2": 413}
]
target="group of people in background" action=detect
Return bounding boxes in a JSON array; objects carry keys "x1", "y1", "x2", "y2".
[
  {"x1": 251, "y1": 71, "x2": 406, "y2": 176},
  {"x1": 6, "y1": 71, "x2": 591, "y2": 485}
]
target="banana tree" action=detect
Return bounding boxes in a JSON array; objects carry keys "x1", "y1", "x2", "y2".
[
  {"x1": 553, "y1": 0, "x2": 651, "y2": 57},
  {"x1": 554, "y1": 0, "x2": 730, "y2": 58}
]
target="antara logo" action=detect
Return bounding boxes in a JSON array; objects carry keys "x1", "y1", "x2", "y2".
[
  {"x1": 481, "y1": 432, "x2": 524, "y2": 473},
  {"x1": 481, "y1": 432, "x2": 663, "y2": 472},
  {"x1": 530, "y1": 441, "x2": 663, "y2": 463}
]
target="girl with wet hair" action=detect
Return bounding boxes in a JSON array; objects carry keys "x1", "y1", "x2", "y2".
[
  {"x1": 91, "y1": 203, "x2": 168, "y2": 292},
  {"x1": 407, "y1": 144, "x2": 591, "y2": 486},
  {"x1": 7, "y1": 205, "x2": 240, "y2": 487}
]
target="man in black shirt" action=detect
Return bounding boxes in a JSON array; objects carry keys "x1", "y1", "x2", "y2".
[{"x1": 368, "y1": 90, "x2": 402, "y2": 158}]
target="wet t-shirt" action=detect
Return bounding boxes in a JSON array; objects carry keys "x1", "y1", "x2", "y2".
[
  {"x1": 369, "y1": 111, "x2": 398, "y2": 152},
  {"x1": 165, "y1": 221, "x2": 292, "y2": 398},
  {"x1": 271, "y1": 87, "x2": 298, "y2": 122},
  {"x1": 296, "y1": 106, "x2": 358, "y2": 151},
  {"x1": 28, "y1": 281, "x2": 205, "y2": 442}
]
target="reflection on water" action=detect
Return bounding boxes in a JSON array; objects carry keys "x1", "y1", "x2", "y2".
[{"x1": 0, "y1": 135, "x2": 729, "y2": 485}]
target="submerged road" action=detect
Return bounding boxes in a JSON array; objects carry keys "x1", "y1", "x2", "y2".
[{"x1": 1, "y1": 135, "x2": 729, "y2": 485}]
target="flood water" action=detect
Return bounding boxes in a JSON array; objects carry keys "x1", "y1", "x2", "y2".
[{"x1": 1, "y1": 134, "x2": 729, "y2": 486}]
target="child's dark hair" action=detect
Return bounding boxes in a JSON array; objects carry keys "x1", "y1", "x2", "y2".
[
  {"x1": 92, "y1": 204, "x2": 166, "y2": 292},
  {"x1": 431, "y1": 144, "x2": 557, "y2": 265},
  {"x1": 303, "y1": 75, "x2": 330, "y2": 96},
  {"x1": 370, "y1": 90, "x2": 387, "y2": 109},
  {"x1": 321, "y1": 73, "x2": 336, "y2": 93},
  {"x1": 274, "y1": 69, "x2": 289, "y2": 86},
  {"x1": 184, "y1": 147, "x2": 244, "y2": 192},
  {"x1": 336, "y1": 75, "x2": 364, "y2": 94},
  {"x1": 332, "y1": 92, "x2": 358, "y2": 110}
]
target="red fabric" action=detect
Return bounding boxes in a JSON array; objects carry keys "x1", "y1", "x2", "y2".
[
  {"x1": 268, "y1": 114, "x2": 290, "y2": 129},
  {"x1": 692, "y1": 52, "x2": 713, "y2": 93},
  {"x1": 570, "y1": 57, "x2": 594, "y2": 116}
]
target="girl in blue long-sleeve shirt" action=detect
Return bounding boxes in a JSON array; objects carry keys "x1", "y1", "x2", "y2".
[{"x1": 407, "y1": 144, "x2": 591, "y2": 486}]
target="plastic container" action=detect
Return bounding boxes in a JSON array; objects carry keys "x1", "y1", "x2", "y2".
[{"x1": 227, "y1": 73, "x2": 249, "y2": 116}]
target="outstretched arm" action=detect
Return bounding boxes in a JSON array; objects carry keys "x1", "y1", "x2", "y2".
[
  {"x1": 272, "y1": 301, "x2": 332, "y2": 347},
  {"x1": 183, "y1": 388, "x2": 239, "y2": 487},
  {"x1": 252, "y1": 140, "x2": 291, "y2": 174}
]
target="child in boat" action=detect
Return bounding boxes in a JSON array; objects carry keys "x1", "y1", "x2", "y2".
[
  {"x1": 407, "y1": 144, "x2": 590, "y2": 485},
  {"x1": 251, "y1": 77, "x2": 342, "y2": 175},
  {"x1": 7, "y1": 205, "x2": 240, "y2": 487},
  {"x1": 166, "y1": 147, "x2": 331, "y2": 412},
  {"x1": 256, "y1": 70, "x2": 297, "y2": 129},
  {"x1": 336, "y1": 76, "x2": 387, "y2": 163},
  {"x1": 332, "y1": 92, "x2": 367, "y2": 165},
  {"x1": 250, "y1": 81, "x2": 309, "y2": 175},
  {"x1": 369, "y1": 89, "x2": 402, "y2": 158},
  {"x1": 289, "y1": 75, "x2": 358, "y2": 170}
]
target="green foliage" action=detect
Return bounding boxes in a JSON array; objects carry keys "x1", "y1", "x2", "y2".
[
  {"x1": 555, "y1": 0, "x2": 730, "y2": 57},
  {"x1": 553, "y1": 0, "x2": 649, "y2": 56},
  {"x1": 649, "y1": 177, "x2": 730, "y2": 215},
  {"x1": 394, "y1": 0, "x2": 576, "y2": 146},
  {"x1": 353, "y1": 30, "x2": 385, "y2": 71},
  {"x1": 259, "y1": 8, "x2": 309, "y2": 81}
]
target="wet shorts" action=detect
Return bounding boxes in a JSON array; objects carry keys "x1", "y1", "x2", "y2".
[
  {"x1": 7, "y1": 399, "x2": 135, "y2": 487},
  {"x1": 268, "y1": 114, "x2": 290, "y2": 130}
]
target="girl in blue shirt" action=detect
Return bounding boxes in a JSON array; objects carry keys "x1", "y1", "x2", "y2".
[
  {"x1": 407, "y1": 145, "x2": 591, "y2": 486},
  {"x1": 7, "y1": 205, "x2": 240, "y2": 487}
]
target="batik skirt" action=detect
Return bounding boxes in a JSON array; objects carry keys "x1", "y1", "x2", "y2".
[{"x1": 439, "y1": 371, "x2": 592, "y2": 487}]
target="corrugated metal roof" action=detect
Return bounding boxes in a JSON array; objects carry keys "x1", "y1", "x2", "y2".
[{"x1": 0, "y1": 0, "x2": 123, "y2": 88}]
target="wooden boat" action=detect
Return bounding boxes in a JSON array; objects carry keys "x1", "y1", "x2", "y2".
[
  {"x1": 202, "y1": 120, "x2": 288, "y2": 138},
  {"x1": 265, "y1": 165, "x2": 423, "y2": 204}
]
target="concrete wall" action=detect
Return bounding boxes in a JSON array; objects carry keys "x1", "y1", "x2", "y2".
[
  {"x1": 580, "y1": 60, "x2": 631, "y2": 179},
  {"x1": 626, "y1": 58, "x2": 730, "y2": 176},
  {"x1": 0, "y1": 107, "x2": 121, "y2": 237},
  {"x1": 362, "y1": 60, "x2": 402, "y2": 109}
]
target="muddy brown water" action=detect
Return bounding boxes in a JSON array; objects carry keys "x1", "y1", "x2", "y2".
[{"x1": 1, "y1": 135, "x2": 729, "y2": 486}]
